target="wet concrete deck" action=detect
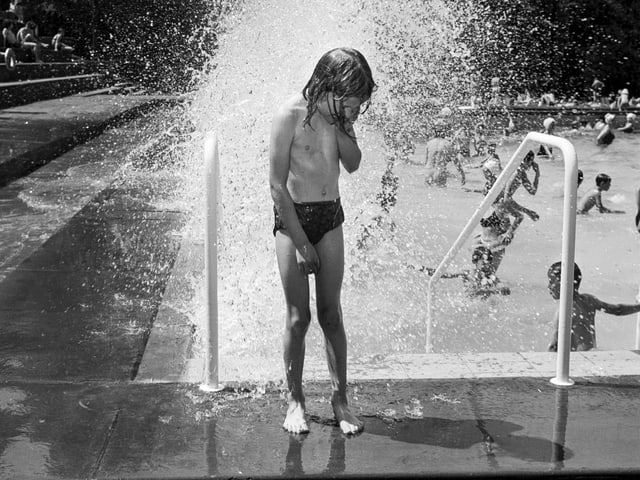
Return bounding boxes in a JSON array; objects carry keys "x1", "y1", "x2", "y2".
[{"x1": 1, "y1": 94, "x2": 640, "y2": 478}]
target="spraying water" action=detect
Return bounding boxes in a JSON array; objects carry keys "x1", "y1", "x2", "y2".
[{"x1": 163, "y1": 0, "x2": 640, "y2": 382}]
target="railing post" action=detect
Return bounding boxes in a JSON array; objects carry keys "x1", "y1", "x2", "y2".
[
  {"x1": 548, "y1": 134, "x2": 577, "y2": 387},
  {"x1": 636, "y1": 285, "x2": 640, "y2": 350},
  {"x1": 201, "y1": 132, "x2": 223, "y2": 392}
]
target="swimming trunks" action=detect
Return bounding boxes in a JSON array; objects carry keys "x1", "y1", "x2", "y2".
[{"x1": 273, "y1": 198, "x2": 344, "y2": 245}]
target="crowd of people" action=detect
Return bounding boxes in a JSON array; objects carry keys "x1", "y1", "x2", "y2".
[
  {"x1": 482, "y1": 76, "x2": 640, "y2": 112},
  {"x1": 1, "y1": 0, "x2": 75, "y2": 64}
]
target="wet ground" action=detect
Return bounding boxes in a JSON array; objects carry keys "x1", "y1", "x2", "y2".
[
  {"x1": 2, "y1": 377, "x2": 640, "y2": 478},
  {"x1": 1, "y1": 94, "x2": 640, "y2": 478}
]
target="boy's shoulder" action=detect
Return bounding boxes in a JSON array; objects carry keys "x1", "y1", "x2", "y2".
[
  {"x1": 574, "y1": 291, "x2": 600, "y2": 307},
  {"x1": 275, "y1": 94, "x2": 306, "y2": 121}
]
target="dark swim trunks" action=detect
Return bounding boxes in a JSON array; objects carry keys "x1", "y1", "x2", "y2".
[{"x1": 273, "y1": 198, "x2": 344, "y2": 245}]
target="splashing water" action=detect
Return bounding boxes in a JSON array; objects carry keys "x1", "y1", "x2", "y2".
[{"x1": 163, "y1": 0, "x2": 640, "y2": 382}]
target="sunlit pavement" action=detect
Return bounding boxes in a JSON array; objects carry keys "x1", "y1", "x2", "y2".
[{"x1": 1, "y1": 94, "x2": 640, "y2": 479}]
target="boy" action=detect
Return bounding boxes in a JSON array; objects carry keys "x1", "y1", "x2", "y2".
[
  {"x1": 480, "y1": 142, "x2": 501, "y2": 195},
  {"x1": 269, "y1": 48, "x2": 376, "y2": 435},
  {"x1": 467, "y1": 211, "x2": 514, "y2": 297},
  {"x1": 547, "y1": 262, "x2": 640, "y2": 351},
  {"x1": 495, "y1": 150, "x2": 540, "y2": 235},
  {"x1": 577, "y1": 173, "x2": 624, "y2": 214},
  {"x1": 423, "y1": 135, "x2": 466, "y2": 187}
]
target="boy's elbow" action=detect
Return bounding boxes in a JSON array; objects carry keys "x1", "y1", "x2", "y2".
[
  {"x1": 270, "y1": 181, "x2": 286, "y2": 202},
  {"x1": 343, "y1": 154, "x2": 361, "y2": 173}
]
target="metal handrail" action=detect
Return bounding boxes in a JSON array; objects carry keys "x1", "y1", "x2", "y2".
[
  {"x1": 201, "y1": 132, "x2": 223, "y2": 392},
  {"x1": 425, "y1": 132, "x2": 578, "y2": 386}
]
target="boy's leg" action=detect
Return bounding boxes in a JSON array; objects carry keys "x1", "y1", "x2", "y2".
[
  {"x1": 275, "y1": 232, "x2": 312, "y2": 434},
  {"x1": 314, "y1": 226, "x2": 363, "y2": 435}
]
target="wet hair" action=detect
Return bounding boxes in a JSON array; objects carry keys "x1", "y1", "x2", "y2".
[
  {"x1": 480, "y1": 212, "x2": 502, "y2": 229},
  {"x1": 302, "y1": 47, "x2": 376, "y2": 131},
  {"x1": 595, "y1": 173, "x2": 611, "y2": 186},
  {"x1": 548, "y1": 261, "x2": 582, "y2": 289},
  {"x1": 523, "y1": 150, "x2": 535, "y2": 165}
]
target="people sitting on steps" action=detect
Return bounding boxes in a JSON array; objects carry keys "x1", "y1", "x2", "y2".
[
  {"x1": 16, "y1": 20, "x2": 47, "y2": 63},
  {"x1": 2, "y1": 18, "x2": 19, "y2": 49}
]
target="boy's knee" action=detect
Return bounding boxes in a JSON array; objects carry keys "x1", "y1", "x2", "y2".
[
  {"x1": 287, "y1": 306, "x2": 311, "y2": 334},
  {"x1": 317, "y1": 305, "x2": 342, "y2": 331}
]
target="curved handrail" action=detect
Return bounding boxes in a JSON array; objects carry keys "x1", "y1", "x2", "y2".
[{"x1": 426, "y1": 132, "x2": 578, "y2": 386}]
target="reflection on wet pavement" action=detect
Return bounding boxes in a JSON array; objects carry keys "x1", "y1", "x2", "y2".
[
  {"x1": 1, "y1": 379, "x2": 637, "y2": 478},
  {"x1": 0, "y1": 183, "x2": 185, "y2": 381}
]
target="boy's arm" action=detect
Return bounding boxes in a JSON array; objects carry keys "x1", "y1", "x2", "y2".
[
  {"x1": 589, "y1": 294, "x2": 640, "y2": 316},
  {"x1": 268, "y1": 107, "x2": 319, "y2": 272},
  {"x1": 336, "y1": 121, "x2": 361, "y2": 173},
  {"x1": 595, "y1": 192, "x2": 612, "y2": 213},
  {"x1": 522, "y1": 162, "x2": 540, "y2": 195}
]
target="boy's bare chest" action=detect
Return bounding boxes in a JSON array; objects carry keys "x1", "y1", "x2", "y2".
[{"x1": 291, "y1": 123, "x2": 338, "y2": 166}]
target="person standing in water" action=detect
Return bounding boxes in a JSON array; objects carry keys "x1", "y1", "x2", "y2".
[
  {"x1": 596, "y1": 113, "x2": 616, "y2": 145},
  {"x1": 269, "y1": 47, "x2": 376, "y2": 435}
]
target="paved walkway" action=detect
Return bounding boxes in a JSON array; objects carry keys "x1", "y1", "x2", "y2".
[{"x1": 1, "y1": 93, "x2": 640, "y2": 479}]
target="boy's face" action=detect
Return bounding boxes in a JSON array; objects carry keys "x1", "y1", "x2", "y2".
[
  {"x1": 338, "y1": 96, "x2": 369, "y2": 124},
  {"x1": 322, "y1": 94, "x2": 368, "y2": 128},
  {"x1": 602, "y1": 180, "x2": 611, "y2": 191},
  {"x1": 548, "y1": 274, "x2": 561, "y2": 299}
]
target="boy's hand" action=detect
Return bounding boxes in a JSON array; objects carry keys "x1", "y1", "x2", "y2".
[
  {"x1": 527, "y1": 209, "x2": 540, "y2": 221},
  {"x1": 297, "y1": 243, "x2": 320, "y2": 275},
  {"x1": 501, "y1": 232, "x2": 514, "y2": 246}
]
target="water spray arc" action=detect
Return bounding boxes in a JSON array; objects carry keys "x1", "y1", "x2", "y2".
[{"x1": 426, "y1": 132, "x2": 578, "y2": 387}]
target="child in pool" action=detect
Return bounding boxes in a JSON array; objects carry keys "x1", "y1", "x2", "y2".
[
  {"x1": 538, "y1": 117, "x2": 555, "y2": 159},
  {"x1": 547, "y1": 262, "x2": 640, "y2": 352},
  {"x1": 617, "y1": 112, "x2": 636, "y2": 133},
  {"x1": 467, "y1": 210, "x2": 515, "y2": 297},
  {"x1": 409, "y1": 210, "x2": 513, "y2": 298},
  {"x1": 480, "y1": 142, "x2": 502, "y2": 195},
  {"x1": 596, "y1": 113, "x2": 616, "y2": 145},
  {"x1": 577, "y1": 173, "x2": 624, "y2": 214},
  {"x1": 269, "y1": 47, "x2": 376, "y2": 435},
  {"x1": 495, "y1": 150, "x2": 540, "y2": 235}
]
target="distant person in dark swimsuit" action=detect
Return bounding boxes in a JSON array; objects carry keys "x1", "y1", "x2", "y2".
[
  {"x1": 596, "y1": 113, "x2": 615, "y2": 145},
  {"x1": 270, "y1": 47, "x2": 376, "y2": 436}
]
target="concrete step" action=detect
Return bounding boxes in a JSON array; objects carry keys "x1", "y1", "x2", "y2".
[
  {"x1": 0, "y1": 59, "x2": 97, "y2": 83},
  {"x1": 0, "y1": 73, "x2": 108, "y2": 109},
  {"x1": 0, "y1": 91, "x2": 185, "y2": 186}
]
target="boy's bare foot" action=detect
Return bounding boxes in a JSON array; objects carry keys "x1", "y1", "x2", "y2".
[
  {"x1": 283, "y1": 400, "x2": 309, "y2": 434},
  {"x1": 331, "y1": 393, "x2": 364, "y2": 435}
]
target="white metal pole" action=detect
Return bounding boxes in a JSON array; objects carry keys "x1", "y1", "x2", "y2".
[
  {"x1": 201, "y1": 132, "x2": 223, "y2": 392},
  {"x1": 547, "y1": 134, "x2": 578, "y2": 387}
]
